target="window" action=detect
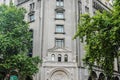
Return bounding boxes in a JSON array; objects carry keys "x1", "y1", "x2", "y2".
[
  {"x1": 56, "y1": 12, "x2": 64, "y2": 19},
  {"x1": 58, "y1": 54, "x2": 62, "y2": 62},
  {"x1": 86, "y1": 0, "x2": 89, "y2": 4},
  {"x1": 56, "y1": 25, "x2": 64, "y2": 33},
  {"x1": 118, "y1": 56, "x2": 120, "y2": 72},
  {"x1": 56, "y1": 0, "x2": 64, "y2": 7},
  {"x1": 51, "y1": 54, "x2": 55, "y2": 61},
  {"x1": 30, "y1": 3, "x2": 35, "y2": 11},
  {"x1": 3, "y1": 0, "x2": 6, "y2": 4},
  {"x1": 28, "y1": 29, "x2": 33, "y2": 57},
  {"x1": 85, "y1": 6, "x2": 89, "y2": 13},
  {"x1": 55, "y1": 39, "x2": 64, "y2": 48},
  {"x1": 28, "y1": 3, "x2": 35, "y2": 22},
  {"x1": 29, "y1": 14, "x2": 35, "y2": 22},
  {"x1": 64, "y1": 54, "x2": 68, "y2": 62}
]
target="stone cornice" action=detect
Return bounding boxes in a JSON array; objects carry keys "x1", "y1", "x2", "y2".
[{"x1": 48, "y1": 47, "x2": 72, "y2": 53}]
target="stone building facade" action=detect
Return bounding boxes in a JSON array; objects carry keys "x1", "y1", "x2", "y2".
[{"x1": 1, "y1": 0, "x2": 120, "y2": 80}]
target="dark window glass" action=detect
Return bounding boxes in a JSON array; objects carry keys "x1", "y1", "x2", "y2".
[
  {"x1": 58, "y1": 54, "x2": 62, "y2": 62},
  {"x1": 30, "y1": 3, "x2": 35, "y2": 11},
  {"x1": 64, "y1": 54, "x2": 68, "y2": 62},
  {"x1": 29, "y1": 14, "x2": 35, "y2": 22},
  {"x1": 55, "y1": 39, "x2": 64, "y2": 48},
  {"x1": 28, "y1": 29, "x2": 33, "y2": 57}
]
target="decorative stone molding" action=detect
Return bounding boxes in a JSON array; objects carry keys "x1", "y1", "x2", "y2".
[
  {"x1": 48, "y1": 68, "x2": 71, "y2": 80},
  {"x1": 45, "y1": 47, "x2": 74, "y2": 62},
  {"x1": 48, "y1": 47, "x2": 72, "y2": 53}
]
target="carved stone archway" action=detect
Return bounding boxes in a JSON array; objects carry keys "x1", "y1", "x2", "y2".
[
  {"x1": 49, "y1": 68, "x2": 70, "y2": 80},
  {"x1": 51, "y1": 70, "x2": 68, "y2": 80}
]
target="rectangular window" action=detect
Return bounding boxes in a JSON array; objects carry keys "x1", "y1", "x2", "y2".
[
  {"x1": 56, "y1": 0, "x2": 64, "y2": 7},
  {"x1": 85, "y1": 6, "x2": 89, "y2": 13},
  {"x1": 29, "y1": 14, "x2": 35, "y2": 22},
  {"x1": 30, "y1": 3, "x2": 35, "y2": 11},
  {"x1": 58, "y1": 54, "x2": 62, "y2": 62},
  {"x1": 86, "y1": 0, "x2": 89, "y2": 4},
  {"x1": 56, "y1": 12, "x2": 64, "y2": 19},
  {"x1": 56, "y1": 25, "x2": 64, "y2": 33},
  {"x1": 28, "y1": 29, "x2": 33, "y2": 57},
  {"x1": 55, "y1": 39, "x2": 64, "y2": 48}
]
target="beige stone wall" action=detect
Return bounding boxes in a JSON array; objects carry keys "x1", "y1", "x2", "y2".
[{"x1": 7, "y1": 0, "x2": 119, "y2": 80}]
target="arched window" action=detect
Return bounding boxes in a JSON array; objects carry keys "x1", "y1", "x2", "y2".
[
  {"x1": 88, "y1": 71, "x2": 97, "y2": 80},
  {"x1": 88, "y1": 76, "x2": 92, "y2": 80},
  {"x1": 107, "y1": 76, "x2": 112, "y2": 80},
  {"x1": 25, "y1": 76, "x2": 33, "y2": 80},
  {"x1": 64, "y1": 54, "x2": 68, "y2": 62},
  {"x1": 98, "y1": 73, "x2": 105, "y2": 80},
  {"x1": 58, "y1": 54, "x2": 62, "y2": 62},
  {"x1": 114, "y1": 76, "x2": 119, "y2": 80},
  {"x1": 51, "y1": 54, "x2": 55, "y2": 61}
]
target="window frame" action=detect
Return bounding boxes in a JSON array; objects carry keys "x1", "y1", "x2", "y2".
[
  {"x1": 55, "y1": 25, "x2": 65, "y2": 34},
  {"x1": 29, "y1": 13, "x2": 35, "y2": 22},
  {"x1": 28, "y1": 29, "x2": 34, "y2": 57},
  {"x1": 56, "y1": 0, "x2": 64, "y2": 7},
  {"x1": 55, "y1": 38, "x2": 65, "y2": 48},
  {"x1": 85, "y1": 6, "x2": 89, "y2": 14},
  {"x1": 55, "y1": 11, "x2": 64, "y2": 20},
  {"x1": 30, "y1": 3, "x2": 35, "y2": 12},
  {"x1": 51, "y1": 54, "x2": 55, "y2": 61},
  {"x1": 58, "y1": 54, "x2": 62, "y2": 62},
  {"x1": 64, "y1": 54, "x2": 68, "y2": 62}
]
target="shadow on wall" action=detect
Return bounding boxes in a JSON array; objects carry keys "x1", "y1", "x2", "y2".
[{"x1": 88, "y1": 71, "x2": 120, "y2": 80}]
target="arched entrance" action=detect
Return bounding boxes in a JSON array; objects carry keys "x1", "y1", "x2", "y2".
[
  {"x1": 88, "y1": 71, "x2": 97, "y2": 80},
  {"x1": 114, "y1": 76, "x2": 119, "y2": 80},
  {"x1": 98, "y1": 73, "x2": 105, "y2": 80},
  {"x1": 49, "y1": 68, "x2": 70, "y2": 80},
  {"x1": 51, "y1": 70, "x2": 68, "y2": 80}
]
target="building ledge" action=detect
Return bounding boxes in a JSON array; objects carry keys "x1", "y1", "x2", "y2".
[
  {"x1": 42, "y1": 62, "x2": 77, "y2": 68},
  {"x1": 54, "y1": 32, "x2": 65, "y2": 34},
  {"x1": 17, "y1": 0, "x2": 29, "y2": 6}
]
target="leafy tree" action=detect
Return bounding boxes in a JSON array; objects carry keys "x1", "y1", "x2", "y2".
[
  {"x1": 0, "y1": 3, "x2": 40, "y2": 80},
  {"x1": 74, "y1": 0, "x2": 120, "y2": 78},
  {"x1": 3, "y1": 54, "x2": 40, "y2": 80}
]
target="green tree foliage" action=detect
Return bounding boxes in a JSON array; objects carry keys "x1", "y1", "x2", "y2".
[
  {"x1": 74, "y1": 0, "x2": 120, "y2": 77},
  {"x1": 0, "y1": 4, "x2": 40, "y2": 80}
]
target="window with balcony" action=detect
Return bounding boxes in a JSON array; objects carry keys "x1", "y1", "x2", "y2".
[
  {"x1": 55, "y1": 39, "x2": 64, "y2": 48},
  {"x1": 56, "y1": 0, "x2": 64, "y2": 7},
  {"x1": 55, "y1": 25, "x2": 64, "y2": 34}
]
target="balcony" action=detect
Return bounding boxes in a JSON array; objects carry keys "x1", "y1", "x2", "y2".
[
  {"x1": 17, "y1": 0, "x2": 29, "y2": 5},
  {"x1": 93, "y1": 0, "x2": 111, "y2": 12}
]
